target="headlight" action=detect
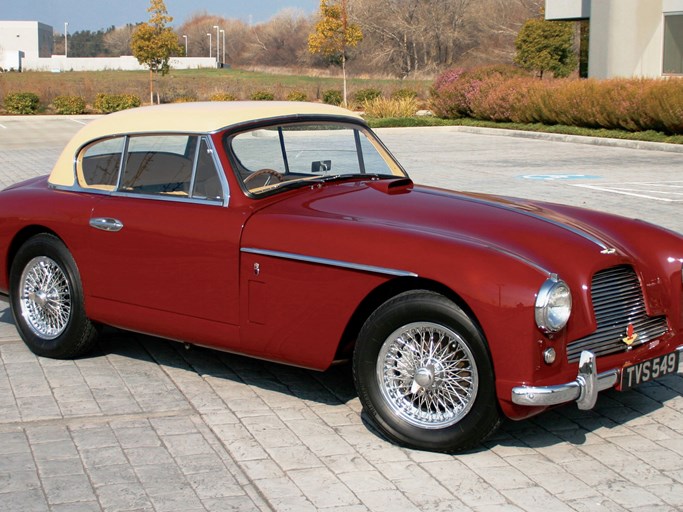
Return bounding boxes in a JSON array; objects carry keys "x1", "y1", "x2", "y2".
[{"x1": 535, "y1": 275, "x2": 572, "y2": 333}]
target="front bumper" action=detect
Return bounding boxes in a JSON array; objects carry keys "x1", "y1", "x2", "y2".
[{"x1": 511, "y1": 346, "x2": 683, "y2": 410}]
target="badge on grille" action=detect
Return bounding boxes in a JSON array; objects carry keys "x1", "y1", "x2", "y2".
[{"x1": 622, "y1": 323, "x2": 638, "y2": 346}]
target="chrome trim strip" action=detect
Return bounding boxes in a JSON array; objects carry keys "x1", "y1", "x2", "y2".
[{"x1": 241, "y1": 248, "x2": 418, "y2": 278}]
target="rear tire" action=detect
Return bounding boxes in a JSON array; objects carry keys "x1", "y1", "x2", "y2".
[
  {"x1": 353, "y1": 290, "x2": 501, "y2": 453},
  {"x1": 9, "y1": 234, "x2": 98, "y2": 359}
]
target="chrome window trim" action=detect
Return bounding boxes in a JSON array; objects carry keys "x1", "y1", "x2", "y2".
[
  {"x1": 241, "y1": 248, "x2": 418, "y2": 278},
  {"x1": 66, "y1": 133, "x2": 230, "y2": 207}
]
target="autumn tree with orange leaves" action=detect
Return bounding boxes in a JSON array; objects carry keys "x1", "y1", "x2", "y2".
[
  {"x1": 308, "y1": 0, "x2": 362, "y2": 106},
  {"x1": 131, "y1": 0, "x2": 183, "y2": 104}
]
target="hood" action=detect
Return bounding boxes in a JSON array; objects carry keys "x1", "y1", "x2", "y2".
[{"x1": 245, "y1": 178, "x2": 631, "y2": 279}]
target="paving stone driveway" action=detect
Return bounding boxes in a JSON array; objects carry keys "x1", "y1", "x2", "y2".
[{"x1": 0, "y1": 117, "x2": 682, "y2": 511}]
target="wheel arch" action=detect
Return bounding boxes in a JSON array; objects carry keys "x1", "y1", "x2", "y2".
[
  {"x1": 6, "y1": 226, "x2": 62, "y2": 280},
  {"x1": 335, "y1": 276, "x2": 487, "y2": 362}
]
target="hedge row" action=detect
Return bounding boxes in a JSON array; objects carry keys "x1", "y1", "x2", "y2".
[
  {"x1": 2, "y1": 92, "x2": 142, "y2": 115},
  {"x1": 431, "y1": 66, "x2": 683, "y2": 134}
]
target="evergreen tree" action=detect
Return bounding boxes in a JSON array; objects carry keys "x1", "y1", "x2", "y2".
[{"x1": 515, "y1": 17, "x2": 578, "y2": 78}]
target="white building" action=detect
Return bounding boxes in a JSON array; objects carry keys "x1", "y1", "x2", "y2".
[
  {"x1": 0, "y1": 20, "x2": 215, "y2": 71},
  {"x1": 0, "y1": 21, "x2": 53, "y2": 70},
  {"x1": 545, "y1": 0, "x2": 683, "y2": 78}
]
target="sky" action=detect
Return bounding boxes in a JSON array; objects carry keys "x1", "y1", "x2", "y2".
[{"x1": 1, "y1": 0, "x2": 320, "y2": 32}]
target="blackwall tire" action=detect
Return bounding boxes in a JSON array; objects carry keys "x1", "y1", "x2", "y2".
[
  {"x1": 353, "y1": 290, "x2": 501, "y2": 453},
  {"x1": 9, "y1": 234, "x2": 98, "y2": 359}
]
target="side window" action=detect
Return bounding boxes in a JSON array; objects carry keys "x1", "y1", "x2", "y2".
[
  {"x1": 78, "y1": 137, "x2": 124, "y2": 190},
  {"x1": 121, "y1": 135, "x2": 193, "y2": 196},
  {"x1": 191, "y1": 138, "x2": 224, "y2": 202}
]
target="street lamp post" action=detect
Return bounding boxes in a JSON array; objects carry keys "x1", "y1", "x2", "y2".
[
  {"x1": 207, "y1": 33, "x2": 212, "y2": 58},
  {"x1": 64, "y1": 22, "x2": 68, "y2": 58},
  {"x1": 213, "y1": 25, "x2": 220, "y2": 66},
  {"x1": 183, "y1": 35, "x2": 188, "y2": 56},
  {"x1": 220, "y1": 29, "x2": 225, "y2": 65}
]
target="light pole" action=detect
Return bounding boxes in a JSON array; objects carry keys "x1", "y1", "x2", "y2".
[
  {"x1": 64, "y1": 22, "x2": 68, "y2": 58},
  {"x1": 183, "y1": 35, "x2": 187, "y2": 56},
  {"x1": 220, "y1": 29, "x2": 225, "y2": 65},
  {"x1": 206, "y1": 33, "x2": 211, "y2": 58},
  {"x1": 213, "y1": 25, "x2": 219, "y2": 66}
]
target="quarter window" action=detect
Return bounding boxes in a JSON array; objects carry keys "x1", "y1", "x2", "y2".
[{"x1": 79, "y1": 137, "x2": 124, "y2": 190}]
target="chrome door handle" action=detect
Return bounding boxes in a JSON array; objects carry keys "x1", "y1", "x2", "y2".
[{"x1": 89, "y1": 217, "x2": 124, "y2": 232}]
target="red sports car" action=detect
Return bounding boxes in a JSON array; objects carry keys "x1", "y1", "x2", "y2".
[{"x1": 0, "y1": 102, "x2": 681, "y2": 452}]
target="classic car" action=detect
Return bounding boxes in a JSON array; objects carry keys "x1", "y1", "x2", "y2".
[{"x1": 0, "y1": 102, "x2": 681, "y2": 453}]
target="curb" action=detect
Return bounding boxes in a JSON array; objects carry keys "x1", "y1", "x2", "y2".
[{"x1": 444, "y1": 125, "x2": 683, "y2": 154}]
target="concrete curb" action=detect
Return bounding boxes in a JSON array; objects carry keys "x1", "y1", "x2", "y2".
[{"x1": 443, "y1": 125, "x2": 683, "y2": 154}]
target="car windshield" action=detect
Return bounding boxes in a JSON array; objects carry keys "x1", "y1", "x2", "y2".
[{"x1": 226, "y1": 121, "x2": 407, "y2": 195}]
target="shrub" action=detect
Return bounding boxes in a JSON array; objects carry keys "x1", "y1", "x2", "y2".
[
  {"x1": 4, "y1": 92, "x2": 40, "y2": 114},
  {"x1": 354, "y1": 87, "x2": 382, "y2": 103},
  {"x1": 430, "y1": 72, "x2": 683, "y2": 135},
  {"x1": 468, "y1": 76, "x2": 537, "y2": 122},
  {"x1": 363, "y1": 97, "x2": 418, "y2": 118},
  {"x1": 170, "y1": 95, "x2": 197, "y2": 103},
  {"x1": 430, "y1": 65, "x2": 528, "y2": 119},
  {"x1": 210, "y1": 92, "x2": 237, "y2": 101},
  {"x1": 94, "y1": 93, "x2": 141, "y2": 113},
  {"x1": 286, "y1": 90, "x2": 308, "y2": 102},
  {"x1": 322, "y1": 89, "x2": 343, "y2": 105},
  {"x1": 250, "y1": 90, "x2": 275, "y2": 101},
  {"x1": 52, "y1": 95, "x2": 87, "y2": 115},
  {"x1": 391, "y1": 88, "x2": 418, "y2": 100}
]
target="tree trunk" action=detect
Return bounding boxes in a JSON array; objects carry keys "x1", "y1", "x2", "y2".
[
  {"x1": 149, "y1": 69, "x2": 154, "y2": 105},
  {"x1": 342, "y1": 53, "x2": 347, "y2": 107}
]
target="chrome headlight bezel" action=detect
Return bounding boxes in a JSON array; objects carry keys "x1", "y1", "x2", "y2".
[{"x1": 535, "y1": 275, "x2": 572, "y2": 333}]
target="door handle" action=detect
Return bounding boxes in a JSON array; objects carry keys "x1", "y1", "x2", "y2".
[{"x1": 89, "y1": 217, "x2": 124, "y2": 232}]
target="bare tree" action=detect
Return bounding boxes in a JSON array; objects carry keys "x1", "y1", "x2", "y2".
[
  {"x1": 104, "y1": 24, "x2": 137, "y2": 56},
  {"x1": 244, "y1": 9, "x2": 312, "y2": 67},
  {"x1": 350, "y1": 0, "x2": 473, "y2": 77}
]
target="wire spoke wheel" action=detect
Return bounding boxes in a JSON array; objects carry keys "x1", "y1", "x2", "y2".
[
  {"x1": 377, "y1": 322, "x2": 478, "y2": 429},
  {"x1": 19, "y1": 256, "x2": 72, "y2": 340}
]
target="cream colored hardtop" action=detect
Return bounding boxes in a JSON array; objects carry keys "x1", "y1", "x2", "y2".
[{"x1": 48, "y1": 101, "x2": 362, "y2": 187}]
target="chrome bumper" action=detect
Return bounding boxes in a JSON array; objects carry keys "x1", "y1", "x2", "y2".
[{"x1": 511, "y1": 346, "x2": 683, "y2": 410}]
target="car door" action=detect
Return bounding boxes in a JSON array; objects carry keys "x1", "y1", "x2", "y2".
[{"x1": 79, "y1": 134, "x2": 246, "y2": 348}]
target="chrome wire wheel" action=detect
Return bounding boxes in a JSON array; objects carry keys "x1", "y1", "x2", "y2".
[
  {"x1": 18, "y1": 256, "x2": 72, "y2": 340},
  {"x1": 376, "y1": 321, "x2": 479, "y2": 429}
]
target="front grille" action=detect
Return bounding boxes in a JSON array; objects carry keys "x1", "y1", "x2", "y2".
[{"x1": 566, "y1": 265, "x2": 669, "y2": 363}]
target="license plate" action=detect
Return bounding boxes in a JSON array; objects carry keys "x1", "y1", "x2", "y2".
[{"x1": 620, "y1": 351, "x2": 680, "y2": 390}]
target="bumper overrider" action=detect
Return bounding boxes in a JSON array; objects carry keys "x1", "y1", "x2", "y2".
[{"x1": 511, "y1": 346, "x2": 683, "y2": 410}]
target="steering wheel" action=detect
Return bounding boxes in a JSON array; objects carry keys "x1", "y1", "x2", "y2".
[{"x1": 244, "y1": 168, "x2": 285, "y2": 186}]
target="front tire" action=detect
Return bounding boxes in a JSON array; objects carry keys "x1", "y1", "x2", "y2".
[
  {"x1": 9, "y1": 234, "x2": 98, "y2": 359},
  {"x1": 353, "y1": 290, "x2": 501, "y2": 453}
]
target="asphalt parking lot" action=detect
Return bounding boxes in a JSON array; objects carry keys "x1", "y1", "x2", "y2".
[{"x1": 0, "y1": 116, "x2": 682, "y2": 512}]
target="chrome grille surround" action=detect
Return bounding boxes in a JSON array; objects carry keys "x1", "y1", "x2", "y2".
[{"x1": 566, "y1": 265, "x2": 669, "y2": 363}]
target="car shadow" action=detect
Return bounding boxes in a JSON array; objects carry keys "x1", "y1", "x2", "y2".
[{"x1": 57, "y1": 328, "x2": 683, "y2": 451}]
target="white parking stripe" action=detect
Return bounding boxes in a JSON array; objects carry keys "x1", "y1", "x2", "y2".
[
  {"x1": 0, "y1": 124, "x2": 7, "y2": 129},
  {"x1": 71, "y1": 119, "x2": 88, "y2": 125},
  {"x1": 571, "y1": 181, "x2": 683, "y2": 202}
]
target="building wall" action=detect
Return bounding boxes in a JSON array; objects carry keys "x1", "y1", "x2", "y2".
[
  {"x1": 0, "y1": 21, "x2": 52, "y2": 61},
  {"x1": 546, "y1": 0, "x2": 683, "y2": 78},
  {"x1": 23, "y1": 55, "x2": 217, "y2": 72},
  {"x1": 0, "y1": 20, "x2": 217, "y2": 71},
  {"x1": 588, "y1": 0, "x2": 663, "y2": 78}
]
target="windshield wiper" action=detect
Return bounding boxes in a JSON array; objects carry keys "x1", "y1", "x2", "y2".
[{"x1": 311, "y1": 173, "x2": 393, "y2": 184}]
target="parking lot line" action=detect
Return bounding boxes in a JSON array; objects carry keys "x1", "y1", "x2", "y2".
[{"x1": 571, "y1": 181, "x2": 683, "y2": 202}]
